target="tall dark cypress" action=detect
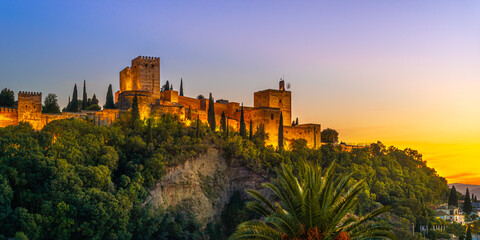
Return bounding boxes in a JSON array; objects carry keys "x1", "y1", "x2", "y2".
[
  {"x1": 220, "y1": 112, "x2": 226, "y2": 132},
  {"x1": 71, "y1": 84, "x2": 79, "y2": 112},
  {"x1": 448, "y1": 185, "x2": 458, "y2": 207},
  {"x1": 104, "y1": 84, "x2": 115, "y2": 109},
  {"x1": 278, "y1": 112, "x2": 284, "y2": 150},
  {"x1": 239, "y1": 104, "x2": 246, "y2": 138},
  {"x1": 464, "y1": 188, "x2": 472, "y2": 214},
  {"x1": 467, "y1": 225, "x2": 472, "y2": 240},
  {"x1": 196, "y1": 116, "x2": 200, "y2": 138},
  {"x1": 82, "y1": 80, "x2": 87, "y2": 110},
  {"x1": 249, "y1": 119, "x2": 253, "y2": 140},
  {"x1": 208, "y1": 93, "x2": 216, "y2": 131},
  {"x1": 180, "y1": 78, "x2": 184, "y2": 96},
  {"x1": 131, "y1": 93, "x2": 140, "y2": 121}
]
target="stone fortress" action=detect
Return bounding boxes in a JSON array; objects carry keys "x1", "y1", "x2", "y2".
[{"x1": 0, "y1": 56, "x2": 321, "y2": 149}]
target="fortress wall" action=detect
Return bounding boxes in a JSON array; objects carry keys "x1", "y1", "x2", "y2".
[
  {"x1": 131, "y1": 56, "x2": 160, "y2": 100},
  {"x1": 152, "y1": 105, "x2": 185, "y2": 120},
  {"x1": 42, "y1": 113, "x2": 70, "y2": 126},
  {"x1": 235, "y1": 108, "x2": 281, "y2": 148},
  {"x1": 284, "y1": 124, "x2": 321, "y2": 149},
  {"x1": 120, "y1": 67, "x2": 133, "y2": 92},
  {"x1": 227, "y1": 102, "x2": 240, "y2": 117},
  {"x1": 178, "y1": 96, "x2": 201, "y2": 110},
  {"x1": 254, "y1": 90, "x2": 291, "y2": 126},
  {"x1": 116, "y1": 91, "x2": 153, "y2": 119},
  {"x1": 18, "y1": 91, "x2": 43, "y2": 130},
  {"x1": 0, "y1": 108, "x2": 18, "y2": 128}
]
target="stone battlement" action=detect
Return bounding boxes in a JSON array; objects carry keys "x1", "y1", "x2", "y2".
[
  {"x1": 132, "y1": 56, "x2": 160, "y2": 63},
  {"x1": 18, "y1": 91, "x2": 42, "y2": 97},
  {"x1": 0, "y1": 107, "x2": 17, "y2": 113}
]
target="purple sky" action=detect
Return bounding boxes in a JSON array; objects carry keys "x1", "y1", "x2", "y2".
[{"x1": 1, "y1": 1, "x2": 480, "y2": 183}]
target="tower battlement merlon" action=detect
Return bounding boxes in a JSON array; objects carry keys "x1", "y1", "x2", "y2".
[
  {"x1": 18, "y1": 91, "x2": 42, "y2": 97},
  {"x1": 133, "y1": 56, "x2": 160, "y2": 63},
  {"x1": 0, "y1": 107, "x2": 17, "y2": 113}
]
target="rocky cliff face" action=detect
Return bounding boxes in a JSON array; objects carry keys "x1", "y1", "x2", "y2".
[{"x1": 145, "y1": 147, "x2": 267, "y2": 224}]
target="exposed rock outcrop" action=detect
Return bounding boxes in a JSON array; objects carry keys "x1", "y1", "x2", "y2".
[{"x1": 145, "y1": 147, "x2": 267, "y2": 224}]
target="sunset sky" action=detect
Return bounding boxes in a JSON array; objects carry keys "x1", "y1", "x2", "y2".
[{"x1": 1, "y1": 1, "x2": 479, "y2": 184}]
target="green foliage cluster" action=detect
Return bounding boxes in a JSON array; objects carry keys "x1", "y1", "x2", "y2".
[
  {"x1": 0, "y1": 113, "x2": 209, "y2": 239},
  {"x1": 0, "y1": 88, "x2": 14, "y2": 107},
  {"x1": 220, "y1": 137, "x2": 447, "y2": 239},
  {"x1": 0, "y1": 112, "x2": 448, "y2": 239},
  {"x1": 42, "y1": 93, "x2": 61, "y2": 114}
]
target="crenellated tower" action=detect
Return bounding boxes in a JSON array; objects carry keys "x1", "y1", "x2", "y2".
[{"x1": 17, "y1": 91, "x2": 43, "y2": 129}]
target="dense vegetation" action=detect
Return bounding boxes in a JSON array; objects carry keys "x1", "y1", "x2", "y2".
[{"x1": 0, "y1": 112, "x2": 448, "y2": 239}]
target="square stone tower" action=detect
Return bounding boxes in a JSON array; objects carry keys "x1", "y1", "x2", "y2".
[
  {"x1": 119, "y1": 56, "x2": 160, "y2": 100},
  {"x1": 17, "y1": 91, "x2": 43, "y2": 129},
  {"x1": 253, "y1": 80, "x2": 292, "y2": 125}
]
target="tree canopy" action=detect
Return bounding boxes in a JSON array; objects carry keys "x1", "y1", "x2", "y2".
[
  {"x1": 0, "y1": 88, "x2": 14, "y2": 107},
  {"x1": 321, "y1": 128, "x2": 339, "y2": 143},
  {"x1": 42, "y1": 93, "x2": 61, "y2": 113}
]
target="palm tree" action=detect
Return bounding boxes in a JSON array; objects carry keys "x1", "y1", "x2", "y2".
[{"x1": 230, "y1": 161, "x2": 393, "y2": 240}]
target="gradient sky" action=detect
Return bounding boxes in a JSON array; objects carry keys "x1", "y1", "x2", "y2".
[{"x1": 1, "y1": 1, "x2": 479, "y2": 184}]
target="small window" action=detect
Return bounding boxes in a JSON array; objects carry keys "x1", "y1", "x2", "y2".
[
  {"x1": 279, "y1": 99, "x2": 282, "y2": 103},
  {"x1": 271, "y1": 114, "x2": 274, "y2": 120},
  {"x1": 25, "y1": 105, "x2": 27, "y2": 109},
  {"x1": 151, "y1": 64, "x2": 154, "y2": 68},
  {"x1": 145, "y1": 64, "x2": 148, "y2": 67}
]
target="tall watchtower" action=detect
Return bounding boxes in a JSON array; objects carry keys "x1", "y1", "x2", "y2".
[
  {"x1": 131, "y1": 56, "x2": 160, "y2": 99},
  {"x1": 253, "y1": 80, "x2": 292, "y2": 125},
  {"x1": 119, "y1": 56, "x2": 160, "y2": 100},
  {"x1": 17, "y1": 91, "x2": 43, "y2": 129}
]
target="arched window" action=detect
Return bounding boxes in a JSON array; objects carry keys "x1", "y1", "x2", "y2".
[{"x1": 271, "y1": 114, "x2": 274, "y2": 120}]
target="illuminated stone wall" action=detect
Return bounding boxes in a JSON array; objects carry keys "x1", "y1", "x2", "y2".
[
  {"x1": 254, "y1": 89, "x2": 291, "y2": 126},
  {"x1": 0, "y1": 107, "x2": 18, "y2": 128},
  {"x1": 284, "y1": 124, "x2": 321, "y2": 149},
  {"x1": 131, "y1": 56, "x2": 160, "y2": 100},
  {"x1": 116, "y1": 90, "x2": 153, "y2": 119},
  {"x1": 178, "y1": 95, "x2": 202, "y2": 110},
  {"x1": 17, "y1": 91, "x2": 43, "y2": 130}
]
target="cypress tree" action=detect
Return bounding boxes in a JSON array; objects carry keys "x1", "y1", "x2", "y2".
[
  {"x1": 208, "y1": 93, "x2": 216, "y2": 131},
  {"x1": 104, "y1": 84, "x2": 115, "y2": 109},
  {"x1": 187, "y1": 106, "x2": 192, "y2": 120},
  {"x1": 220, "y1": 112, "x2": 226, "y2": 132},
  {"x1": 71, "y1": 84, "x2": 79, "y2": 112},
  {"x1": 226, "y1": 118, "x2": 229, "y2": 137},
  {"x1": 295, "y1": 117, "x2": 299, "y2": 125},
  {"x1": 131, "y1": 93, "x2": 140, "y2": 121},
  {"x1": 82, "y1": 80, "x2": 87, "y2": 110},
  {"x1": 196, "y1": 116, "x2": 200, "y2": 138},
  {"x1": 66, "y1": 96, "x2": 71, "y2": 111},
  {"x1": 278, "y1": 112, "x2": 284, "y2": 150},
  {"x1": 249, "y1": 119, "x2": 253, "y2": 140},
  {"x1": 464, "y1": 188, "x2": 472, "y2": 214},
  {"x1": 239, "y1": 104, "x2": 246, "y2": 138},
  {"x1": 91, "y1": 94, "x2": 99, "y2": 106},
  {"x1": 180, "y1": 78, "x2": 184, "y2": 96},
  {"x1": 466, "y1": 225, "x2": 472, "y2": 240},
  {"x1": 448, "y1": 185, "x2": 458, "y2": 207}
]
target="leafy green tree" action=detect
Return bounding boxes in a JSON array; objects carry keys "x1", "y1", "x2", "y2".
[
  {"x1": 104, "y1": 84, "x2": 115, "y2": 109},
  {"x1": 82, "y1": 80, "x2": 87, "y2": 110},
  {"x1": 278, "y1": 112, "x2": 284, "y2": 150},
  {"x1": 449, "y1": 185, "x2": 459, "y2": 207},
  {"x1": 131, "y1": 93, "x2": 140, "y2": 121},
  {"x1": 321, "y1": 128, "x2": 339, "y2": 143},
  {"x1": 239, "y1": 104, "x2": 246, "y2": 138},
  {"x1": 0, "y1": 88, "x2": 14, "y2": 107},
  {"x1": 464, "y1": 188, "x2": 472, "y2": 214},
  {"x1": 180, "y1": 78, "x2": 184, "y2": 96},
  {"x1": 230, "y1": 161, "x2": 392, "y2": 239},
  {"x1": 208, "y1": 93, "x2": 216, "y2": 131},
  {"x1": 220, "y1": 112, "x2": 227, "y2": 132},
  {"x1": 42, "y1": 93, "x2": 61, "y2": 113},
  {"x1": 70, "y1": 84, "x2": 79, "y2": 112}
]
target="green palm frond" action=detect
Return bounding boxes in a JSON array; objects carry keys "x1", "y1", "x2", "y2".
[{"x1": 230, "y1": 160, "x2": 393, "y2": 240}]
